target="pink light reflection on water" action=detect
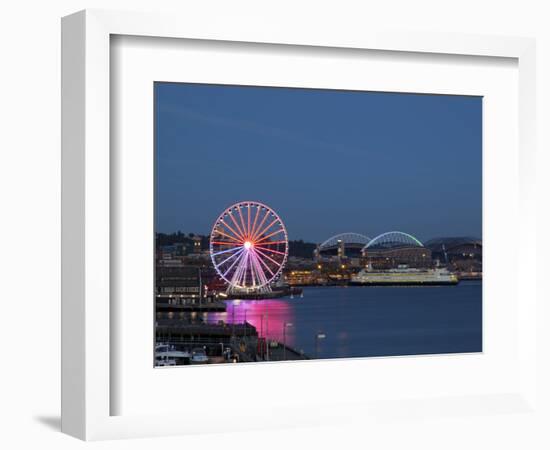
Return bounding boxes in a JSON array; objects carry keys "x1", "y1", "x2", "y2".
[{"x1": 205, "y1": 299, "x2": 295, "y2": 346}]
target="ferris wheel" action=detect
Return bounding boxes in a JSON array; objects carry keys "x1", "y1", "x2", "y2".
[{"x1": 209, "y1": 201, "x2": 289, "y2": 293}]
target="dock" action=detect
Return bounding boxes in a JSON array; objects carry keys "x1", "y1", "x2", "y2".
[
  {"x1": 156, "y1": 301, "x2": 227, "y2": 313},
  {"x1": 156, "y1": 319, "x2": 310, "y2": 365}
]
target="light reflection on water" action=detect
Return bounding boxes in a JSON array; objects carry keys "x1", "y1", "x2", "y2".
[
  {"x1": 206, "y1": 299, "x2": 295, "y2": 346},
  {"x1": 205, "y1": 283, "x2": 482, "y2": 359}
]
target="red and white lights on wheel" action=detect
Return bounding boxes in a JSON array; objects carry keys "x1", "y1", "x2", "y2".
[{"x1": 209, "y1": 201, "x2": 289, "y2": 292}]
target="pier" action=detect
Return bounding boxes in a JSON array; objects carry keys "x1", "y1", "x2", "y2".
[
  {"x1": 156, "y1": 301, "x2": 227, "y2": 313},
  {"x1": 156, "y1": 319, "x2": 310, "y2": 365}
]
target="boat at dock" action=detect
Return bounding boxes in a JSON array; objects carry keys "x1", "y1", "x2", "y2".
[
  {"x1": 155, "y1": 343, "x2": 192, "y2": 366},
  {"x1": 349, "y1": 265, "x2": 459, "y2": 286}
]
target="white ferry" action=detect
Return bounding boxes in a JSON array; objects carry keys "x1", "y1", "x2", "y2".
[{"x1": 350, "y1": 264, "x2": 459, "y2": 286}]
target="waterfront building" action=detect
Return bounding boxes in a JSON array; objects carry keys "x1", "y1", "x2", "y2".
[
  {"x1": 424, "y1": 237, "x2": 482, "y2": 274},
  {"x1": 200, "y1": 266, "x2": 228, "y2": 292},
  {"x1": 157, "y1": 252, "x2": 185, "y2": 268},
  {"x1": 156, "y1": 265, "x2": 203, "y2": 302},
  {"x1": 362, "y1": 246, "x2": 432, "y2": 269},
  {"x1": 285, "y1": 270, "x2": 317, "y2": 286},
  {"x1": 159, "y1": 243, "x2": 186, "y2": 257}
]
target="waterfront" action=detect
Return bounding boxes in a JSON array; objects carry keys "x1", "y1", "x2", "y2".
[
  {"x1": 154, "y1": 85, "x2": 483, "y2": 365},
  {"x1": 206, "y1": 281, "x2": 482, "y2": 359}
]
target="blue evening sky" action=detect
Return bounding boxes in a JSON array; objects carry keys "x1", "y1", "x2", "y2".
[{"x1": 155, "y1": 83, "x2": 482, "y2": 243}]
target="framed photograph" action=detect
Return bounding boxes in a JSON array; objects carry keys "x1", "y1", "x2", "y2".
[
  {"x1": 153, "y1": 82, "x2": 483, "y2": 366},
  {"x1": 62, "y1": 9, "x2": 537, "y2": 440}
]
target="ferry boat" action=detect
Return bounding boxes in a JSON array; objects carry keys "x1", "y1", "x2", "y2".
[{"x1": 349, "y1": 264, "x2": 459, "y2": 286}]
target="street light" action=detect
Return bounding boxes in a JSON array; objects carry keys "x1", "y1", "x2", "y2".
[
  {"x1": 265, "y1": 311, "x2": 270, "y2": 361},
  {"x1": 283, "y1": 322, "x2": 293, "y2": 360},
  {"x1": 260, "y1": 314, "x2": 264, "y2": 337},
  {"x1": 231, "y1": 303, "x2": 235, "y2": 337},
  {"x1": 315, "y1": 332, "x2": 326, "y2": 358},
  {"x1": 259, "y1": 313, "x2": 266, "y2": 359}
]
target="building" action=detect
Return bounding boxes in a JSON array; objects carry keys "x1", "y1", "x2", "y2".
[
  {"x1": 424, "y1": 237, "x2": 482, "y2": 274},
  {"x1": 157, "y1": 252, "x2": 184, "y2": 268},
  {"x1": 156, "y1": 266, "x2": 203, "y2": 302},
  {"x1": 285, "y1": 270, "x2": 317, "y2": 286},
  {"x1": 159, "y1": 243, "x2": 186, "y2": 257},
  {"x1": 200, "y1": 266, "x2": 227, "y2": 292},
  {"x1": 192, "y1": 235, "x2": 202, "y2": 253}
]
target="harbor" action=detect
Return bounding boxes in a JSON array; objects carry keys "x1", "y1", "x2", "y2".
[
  {"x1": 155, "y1": 315, "x2": 309, "y2": 365},
  {"x1": 156, "y1": 281, "x2": 482, "y2": 365},
  {"x1": 155, "y1": 227, "x2": 482, "y2": 366}
]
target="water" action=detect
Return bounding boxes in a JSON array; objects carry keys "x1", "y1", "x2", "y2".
[{"x1": 206, "y1": 281, "x2": 482, "y2": 360}]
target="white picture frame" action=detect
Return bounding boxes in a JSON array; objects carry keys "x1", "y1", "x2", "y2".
[{"x1": 61, "y1": 9, "x2": 538, "y2": 441}]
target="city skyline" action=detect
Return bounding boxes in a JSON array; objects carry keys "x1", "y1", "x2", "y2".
[
  {"x1": 155, "y1": 230, "x2": 480, "y2": 246},
  {"x1": 155, "y1": 83, "x2": 482, "y2": 242}
]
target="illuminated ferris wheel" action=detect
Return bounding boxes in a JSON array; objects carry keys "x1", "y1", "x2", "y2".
[{"x1": 210, "y1": 201, "x2": 289, "y2": 293}]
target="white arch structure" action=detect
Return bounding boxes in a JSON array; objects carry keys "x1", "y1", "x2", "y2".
[
  {"x1": 318, "y1": 232, "x2": 371, "y2": 251},
  {"x1": 363, "y1": 231, "x2": 423, "y2": 251}
]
